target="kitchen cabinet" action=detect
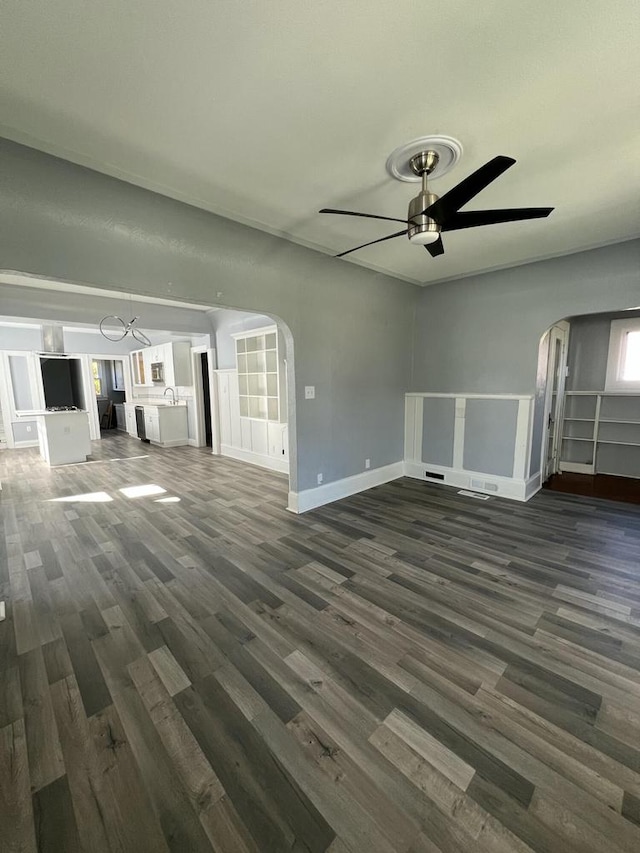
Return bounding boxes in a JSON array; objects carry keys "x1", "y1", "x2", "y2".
[
  {"x1": 144, "y1": 405, "x2": 188, "y2": 446},
  {"x1": 164, "y1": 342, "x2": 192, "y2": 387},
  {"x1": 130, "y1": 342, "x2": 192, "y2": 387},
  {"x1": 123, "y1": 401, "x2": 188, "y2": 445},
  {"x1": 144, "y1": 409, "x2": 160, "y2": 443},
  {"x1": 124, "y1": 403, "x2": 137, "y2": 437},
  {"x1": 131, "y1": 351, "x2": 146, "y2": 386}
]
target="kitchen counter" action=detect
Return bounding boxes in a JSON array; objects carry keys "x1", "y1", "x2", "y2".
[
  {"x1": 123, "y1": 401, "x2": 189, "y2": 446},
  {"x1": 20, "y1": 410, "x2": 92, "y2": 466},
  {"x1": 127, "y1": 400, "x2": 187, "y2": 408}
]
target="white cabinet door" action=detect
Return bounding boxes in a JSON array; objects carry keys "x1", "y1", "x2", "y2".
[
  {"x1": 144, "y1": 411, "x2": 160, "y2": 442},
  {"x1": 125, "y1": 408, "x2": 137, "y2": 437},
  {"x1": 156, "y1": 407, "x2": 188, "y2": 444},
  {"x1": 142, "y1": 349, "x2": 154, "y2": 386},
  {"x1": 162, "y1": 342, "x2": 175, "y2": 387},
  {"x1": 172, "y1": 342, "x2": 192, "y2": 386},
  {"x1": 268, "y1": 422, "x2": 287, "y2": 459}
]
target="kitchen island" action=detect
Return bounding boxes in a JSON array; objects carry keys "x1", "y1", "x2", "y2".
[{"x1": 20, "y1": 409, "x2": 92, "y2": 466}]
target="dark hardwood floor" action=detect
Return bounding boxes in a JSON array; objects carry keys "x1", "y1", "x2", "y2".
[
  {"x1": 2, "y1": 434, "x2": 640, "y2": 852},
  {"x1": 544, "y1": 472, "x2": 640, "y2": 505}
]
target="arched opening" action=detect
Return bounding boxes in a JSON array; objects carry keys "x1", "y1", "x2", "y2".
[
  {"x1": 534, "y1": 306, "x2": 640, "y2": 504},
  {"x1": 0, "y1": 274, "x2": 298, "y2": 509}
]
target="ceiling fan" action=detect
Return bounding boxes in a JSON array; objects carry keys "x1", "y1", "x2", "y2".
[{"x1": 320, "y1": 151, "x2": 553, "y2": 259}]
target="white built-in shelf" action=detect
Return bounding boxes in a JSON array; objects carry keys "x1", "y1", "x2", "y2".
[
  {"x1": 566, "y1": 391, "x2": 640, "y2": 396},
  {"x1": 560, "y1": 390, "x2": 640, "y2": 477}
]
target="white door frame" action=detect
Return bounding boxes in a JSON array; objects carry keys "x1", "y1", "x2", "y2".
[
  {"x1": 85, "y1": 353, "x2": 133, "y2": 440},
  {"x1": 541, "y1": 321, "x2": 570, "y2": 481},
  {"x1": 191, "y1": 345, "x2": 219, "y2": 451}
]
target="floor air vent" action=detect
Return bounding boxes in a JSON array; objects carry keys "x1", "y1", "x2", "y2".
[{"x1": 458, "y1": 490, "x2": 491, "y2": 500}]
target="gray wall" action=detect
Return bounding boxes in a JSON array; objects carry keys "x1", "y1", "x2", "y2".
[
  {"x1": 566, "y1": 309, "x2": 640, "y2": 392},
  {"x1": 0, "y1": 138, "x2": 418, "y2": 492},
  {"x1": 411, "y1": 239, "x2": 640, "y2": 394},
  {"x1": 211, "y1": 309, "x2": 274, "y2": 370},
  {"x1": 0, "y1": 323, "x2": 139, "y2": 354},
  {"x1": 0, "y1": 281, "x2": 213, "y2": 336}
]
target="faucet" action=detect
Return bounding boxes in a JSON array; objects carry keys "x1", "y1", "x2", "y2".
[{"x1": 163, "y1": 387, "x2": 176, "y2": 405}]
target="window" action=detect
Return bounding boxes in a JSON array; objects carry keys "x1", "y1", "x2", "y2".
[
  {"x1": 92, "y1": 360, "x2": 103, "y2": 396},
  {"x1": 605, "y1": 319, "x2": 640, "y2": 391},
  {"x1": 234, "y1": 328, "x2": 279, "y2": 421}
]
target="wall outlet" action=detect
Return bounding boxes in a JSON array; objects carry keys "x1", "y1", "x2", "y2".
[
  {"x1": 365, "y1": 458, "x2": 371, "y2": 469},
  {"x1": 317, "y1": 473, "x2": 323, "y2": 485},
  {"x1": 26, "y1": 425, "x2": 32, "y2": 432},
  {"x1": 305, "y1": 386, "x2": 315, "y2": 399}
]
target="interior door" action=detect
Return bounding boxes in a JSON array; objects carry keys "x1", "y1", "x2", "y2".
[{"x1": 543, "y1": 323, "x2": 569, "y2": 481}]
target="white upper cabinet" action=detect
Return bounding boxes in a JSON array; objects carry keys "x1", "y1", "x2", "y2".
[
  {"x1": 130, "y1": 341, "x2": 192, "y2": 387},
  {"x1": 163, "y1": 342, "x2": 192, "y2": 387}
]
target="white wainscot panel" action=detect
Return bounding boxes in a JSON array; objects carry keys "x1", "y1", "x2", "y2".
[{"x1": 250, "y1": 420, "x2": 268, "y2": 456}]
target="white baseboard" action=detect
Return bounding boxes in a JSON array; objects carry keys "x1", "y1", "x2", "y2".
[
  {"x1": 559, "y1": 461, "x2": 594, "y2": 475},
  {"x1": 525, "y1": 472, "x2": 542, "y2": 500},
  {"x1": 404, "y1": 460, "x2": 538, "y2": 502},
  {"x1": 288, "y1": 461, "x2": 404, "y2": 514},
  {"x1": 221, "y1": 443, "x2": 289, "y2": 474}
]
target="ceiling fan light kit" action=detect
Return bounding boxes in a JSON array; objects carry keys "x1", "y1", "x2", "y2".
[
  {"x1": 407, "y1": 150, "x2": 441, "y2": 245},
  {"x1": 320, "y1": 135, "x2": 553, "y2": 260}
]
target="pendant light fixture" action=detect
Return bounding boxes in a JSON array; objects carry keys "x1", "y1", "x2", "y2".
[
  {"x1": 99, "y1": 314, "x2": 152, "y2": 346},
  {"x1": 99, "y1": 293, "x2": 152, "y2": 346}
]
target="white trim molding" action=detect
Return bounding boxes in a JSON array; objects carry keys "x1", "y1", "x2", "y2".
[
  {"x1": 221, "y1": 443, "x2": 289, "y2": 474},
  {"x1": 404, "y1": 392, "x2": 538, "y2": 503},
  {"x1": 230, "y1": 324, "x2": 277, "y2": 340},
  {"x1": 288, "y1": 462, "x2": 404, "y2": 514},
  {"x1": 403, "y1": 460, "x2": 541, "y2": 502}
]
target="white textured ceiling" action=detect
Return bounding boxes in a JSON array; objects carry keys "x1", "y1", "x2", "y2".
[{"x1": 0, "y1": 1, "x2": 639, "y2": 285}]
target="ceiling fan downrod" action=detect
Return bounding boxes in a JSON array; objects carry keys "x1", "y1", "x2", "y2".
[{"x1": 407, "y1": 151, "x2": 441, "y2": 245}]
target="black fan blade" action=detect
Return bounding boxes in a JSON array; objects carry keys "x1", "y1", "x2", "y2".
[
  {"x1": 424, "y1": 156, "x2": 516, "y2": 223},
  {"x1": 335, "y1": 228, "x2": 407, "y2": 258},
  {"x1": 320, "y1": 208, "x2": 407, "y2": 225},
  {"x1": 442, "y1": 207, "x2": 554, "y2": 231},
  {"x1": 424, "y1": 236, "x2": 444, "y2": 257}
]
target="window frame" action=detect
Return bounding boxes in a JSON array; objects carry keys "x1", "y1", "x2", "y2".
[
  {"x1": 605, "y1": 318, "x2": 640, "y2": 392},
  {"x1": 92, "y1": 360, "x2": 104, "y2": 397}
]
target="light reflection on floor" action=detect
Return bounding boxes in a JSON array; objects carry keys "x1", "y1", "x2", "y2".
[
  {"x1": 48, "y1": 484, "x2": 180, "y2": 504},
  {"x1": 49, "y1": 491, "x2": 113, "y2": 503},
  {"x1": 119, "y1": 484, "x2": 166, "y2": 498}
]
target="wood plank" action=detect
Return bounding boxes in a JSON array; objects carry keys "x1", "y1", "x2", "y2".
[
  {"x1": 18, "y1": 647, "x2": 65, "y2": 793},
  {"x1": 32, "y1": 776, "x2": 82, "y2": 853},
  {"x1": 3, "y1": 434, "x2": 640, "y2": 852},
  {"x1": 0, "y1": 719, "x2": 37, "y2": 853}
]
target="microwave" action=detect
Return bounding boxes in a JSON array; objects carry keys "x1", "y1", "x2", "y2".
[{"x1": 150, "y1": 362, "x2": 165, "y2": 383}]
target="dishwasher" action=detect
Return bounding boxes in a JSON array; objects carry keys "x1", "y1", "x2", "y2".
[{"x1": 135, "y1": 406, "x2": 150, "y2": 442}]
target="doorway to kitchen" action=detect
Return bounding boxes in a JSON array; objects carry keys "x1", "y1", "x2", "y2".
[
  {"x1": 201, "y1": 352, "x2": 213, "y2": 448},
  {"x1": 91, "y1": 358, "x2": 126, "y2": 432}
]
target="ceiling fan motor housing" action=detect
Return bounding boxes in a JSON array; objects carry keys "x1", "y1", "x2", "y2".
[{"x1": 407, "y1": 191, "x2": 440, "y2": 244}]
